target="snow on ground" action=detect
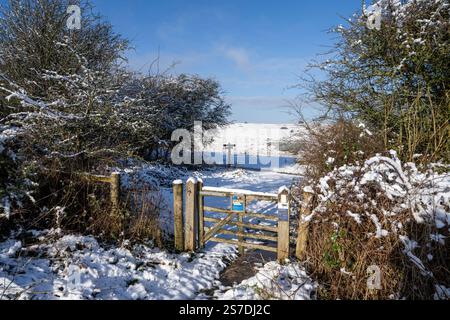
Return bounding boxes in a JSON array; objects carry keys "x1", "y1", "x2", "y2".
[
  {"x1": 214, "y1": 261, "x2": 316, "y2": 300},
  {"x1": 0, "y1": 230, "x2": 237, "y2": 300}
]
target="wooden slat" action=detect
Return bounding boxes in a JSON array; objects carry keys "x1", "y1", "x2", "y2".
[
  {"x1": 185, "y1": 178, "x2": 197, "y2": 251},
  {"x1": 234, "y1": 221, "x2": 278, "y2": 233},
  {"x1": 200, "y1": 188, "x2": 277, "y2": 201},
  {"x1": 204, "y1": 214, "x2": 236, "y2": 242},
  {"x1": 238, "y1": 196, "x2": 245, "y2": 255},
  {"x1": 296, "y1": 191, "x2": 314, "y2": 260},
  {"x1": 204, "y1": 227, "x2": 277, "y2": 242},
  {"x1": 204, "y1": 217, "x2": 224, "y2": 223},
  {"x1": 199, "y1": 190, "x2": 229, "y2": 198},
  {"x1": 208, "y1": 237, "x2": 277, "y2": 253},
  {"x1": 245, "y1": 195, "x2": 277, "y2": 202},
  {"x1": 203, "y1": 206, "x2": 278, "y2": 221},
  {"x1": 245, "y1": 211, "x2": 278, "y2": 221},
  {"x1": 204, "y1": 216, "x2": 278, "y2": 233},
  {"x1": 198, "y1": 180, "x2": 205, "y2": 248}
]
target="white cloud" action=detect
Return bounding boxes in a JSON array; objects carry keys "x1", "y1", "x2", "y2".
[{"x1": 219, "y1": 46, "x2": 251, "y2": 70}]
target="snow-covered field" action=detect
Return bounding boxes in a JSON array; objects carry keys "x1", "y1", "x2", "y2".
[
  {"x1": 203, "y1": 123, "x2": 303, "y2": 156},
  {"x1": 194, "y1": 122, "x2": 305, "y2": 172}
]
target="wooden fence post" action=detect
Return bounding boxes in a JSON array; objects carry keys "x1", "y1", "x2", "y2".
[
  {"x1": 295, "y1": 189, "x2": 314, "y2": 260},
  {"x1": 173, "y1": 180, "x2": 184, "y2": 251},
  {"x1": 238, "y1": 194, "x2": 245, "y2": 255},
  {"x1": 185, "y1": 177, "x2": 198, "y2": 251},
  {"x1": 110, "y1": 172, "x2": 121, "y2": 215},
  {"x1": 277, "y1": 187, "x2": 290, "y2": 263},
  {"x1": 197, "y1": 179, "x2": 204, "y2": 249}
]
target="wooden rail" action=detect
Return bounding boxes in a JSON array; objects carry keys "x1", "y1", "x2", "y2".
[
  {"x1": 204, "y1": 216, "x2": 278, "y2": 233},
  {"x1": 200, "y1": 187, "x2": 278, "y2": 202},
  {"x1": 203, "y1": 206, "x2": 279, "y2": 221},
  {"x1": 207, "y1": 237, "x2": 277, "y2": 253},
  {"x1": 204, "y1": 227, "x2": 278, "y2": 242}
]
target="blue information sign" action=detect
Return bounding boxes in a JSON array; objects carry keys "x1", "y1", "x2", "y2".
[{"x1": 232, "y1": 195, "x2": 244, "y2": 212}]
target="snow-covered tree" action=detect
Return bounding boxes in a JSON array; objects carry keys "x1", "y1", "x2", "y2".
[
  {"x1": 0, "y1": 0, "x2": 131, "y2": 163},
  {"x1": 301, "y1": 0, "x2": 449, "y2": 163},
  {"x1": 0, "y1": 0, "x2": 131, "y2": 218},
  {"x1": 0, "y1": 0, "x2": 230, "y2": 219},
  {"x1": 117, "y1": 73, "x2": 231, "y2": 159}
]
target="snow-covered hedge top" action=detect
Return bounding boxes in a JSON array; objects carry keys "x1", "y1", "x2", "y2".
[{"x1": 306, "y1": 151, "x2": 450, "y2": 231}]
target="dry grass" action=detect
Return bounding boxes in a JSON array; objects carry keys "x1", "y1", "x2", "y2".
[
  {"x1": 294, "y1": 169, "x2": 449, "y2": 300},
  {"x1": 84, "y1": 183, "x2": 164, "y2": 246},
  {"x1": 0, "y1": 167, "x2": 166, "y2": 247}
]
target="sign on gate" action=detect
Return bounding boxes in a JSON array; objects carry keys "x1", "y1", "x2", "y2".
[{"x1": 232, "y1": 194, "x2": 245, "y2": 212}]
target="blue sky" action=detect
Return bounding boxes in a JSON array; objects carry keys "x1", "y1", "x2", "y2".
[
  {"x1": 90, "y1": 0, "x2": 364, "y2": 123},
  {"x1": 88, "y1": 0, "x2": 368, "y2": 123},
  {"x1": 31, "y1": 1, "x2": 366, "y2": 123}
]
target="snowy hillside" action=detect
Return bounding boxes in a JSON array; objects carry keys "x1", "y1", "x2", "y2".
[{"x1": 203, "y1": 123, "x2": 304, "y2": 156}]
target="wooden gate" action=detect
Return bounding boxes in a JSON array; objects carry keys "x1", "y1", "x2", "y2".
[{"x1": 173, "y1": 178, "x2": 291, "y2": 262}]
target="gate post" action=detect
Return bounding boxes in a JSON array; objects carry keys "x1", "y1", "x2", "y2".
[
  {"x1": 295, "y1": 188, "x2": 314, "y2": 260},
  {"x1": 185, "y1": 177, "x2": 198, "y2": 251},
  {"x1": 110, "y1": 172, "x2": 121, "y2": 216},
  {"x1": 197, "y1": 178, "x2": 204, "y2": 248},
  {"x1": 238, "y1": 195, "x2": 246, "y2": 255},
  {"x1": 173, "y1": 180, "x2": 184, "y2": 251},
  {"x1": 277, "y1": 187, "x2": 290, "y2": 263}
]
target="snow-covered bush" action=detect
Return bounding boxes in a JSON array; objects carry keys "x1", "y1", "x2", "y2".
[
  {"x1": 294, "y1": 151, "x2": 449, "y2": 299},
  {"x1": 115, "y1": 73, "x2": 231, "y2": 160},
  {"x1": 301, "y1": 0, "x2": 449, "y2": 163}
]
